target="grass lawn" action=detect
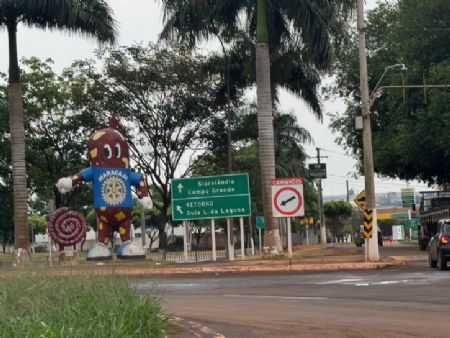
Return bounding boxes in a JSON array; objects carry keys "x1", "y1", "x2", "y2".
[{"x1": 0, "y1": 275, "x2": 169, "y2": 338}]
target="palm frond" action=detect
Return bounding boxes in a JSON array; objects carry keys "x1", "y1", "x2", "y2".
[{"x1": 1, "y1": 0, "x2": 116, "y2": 43}]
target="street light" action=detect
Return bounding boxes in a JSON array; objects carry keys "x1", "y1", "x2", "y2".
[{"x1": 370, "y1": 63, "x2": 407, "y2": 108}]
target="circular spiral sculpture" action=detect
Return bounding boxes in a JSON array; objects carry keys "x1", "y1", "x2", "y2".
[{"x1": 48, "y1": 208, "x2": 88, "y2": 246}]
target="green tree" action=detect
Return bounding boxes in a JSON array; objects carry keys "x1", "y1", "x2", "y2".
[
  {"x1": 160, "y1": 0, "x2": 354, "y2": 255},
  {"x1": 323, "y1": 200, "x2": 353, "y2": 242},
  {"x1": 81, "y1": 44, "x2": 220, "y2": 250},
  {"x1": 20, "y1": 58, "x2": 101, "y2": 209},
  {"x1": 0, "y1": 0, "x2": 116, "y2": 258},
  {"x1": 192, "y1": 104, "x2": 319, "y2": 238},
  {"x1": 329, "y1": 0, "x2": 450, "y2": 185},
  {"x1": 0, "y1": 57, "x2": 107, "y2": 249},
  {"x1": 132, "y1": 197, "x2": 163, "y2": 251},
  {"x1": 0, "y1": 184, "x2": 13, "y2": 253}
]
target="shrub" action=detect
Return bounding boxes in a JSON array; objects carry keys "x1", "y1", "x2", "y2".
[{"x1": 0, "y1": 275, "x2": 168, "y2": 338}]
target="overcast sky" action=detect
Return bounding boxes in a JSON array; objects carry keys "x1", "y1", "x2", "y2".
[{"x1": 0, "y1": 0, "x2": 430, "y2": 197}]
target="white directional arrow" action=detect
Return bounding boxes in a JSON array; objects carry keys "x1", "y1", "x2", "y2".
[
  {"x1": 177, "y1": 183, "x2": 184, "y2": 193},
  {"x1": 176, "y1": 205, "x2": 183, "y2": 214}
]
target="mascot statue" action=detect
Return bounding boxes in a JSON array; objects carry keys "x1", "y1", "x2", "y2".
[{"x1": 56, "y1": 116, "x2": 152, "y2": 260}]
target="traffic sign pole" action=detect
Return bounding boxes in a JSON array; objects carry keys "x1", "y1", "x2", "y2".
[
  {"x1": 227, "y1": 218, "x2": 234, "y2": 261},
  {"x1": 287, "y1": 217, "x2": 292, "y2": 259},
  {"x1": 211, "y1": 218, "x2": 216, "y2": 261},
  {"x1": 183, "y1": 221, "x2": 188, "y2": 262},
  {"x1": 171, "y1": 174, "x2": 251, "y2": 221},
  {"x1": 240, "y1": 217, "x2": 245, "y2": 259},
  {"x1": 259, "y1": 229, "x2": 262, "y2": 254}
]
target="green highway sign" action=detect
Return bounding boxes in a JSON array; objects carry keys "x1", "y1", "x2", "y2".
[
  {"x1": 405, "y1": 218, "x2": 420, "y2": 229},
  {"x1": 256, "y1": 216, "x2": 265, "y2": 229},
  {"x1": 401, "y1": 188, "x2": 415, "y2": 208},
  {"x1": 309, "y1": 163, "x2": 327, "y2": 179},
  {"x1": 171, "y1": 173, "x2": 251, "y2": 221}
]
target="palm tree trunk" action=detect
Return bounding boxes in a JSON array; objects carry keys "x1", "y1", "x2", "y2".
[
  {"x1": 256, "y1": 0, "x2": 282, "y2": 256},
  {"x1": 7, "y1": 22, "x2": 30, "y2": 264}
]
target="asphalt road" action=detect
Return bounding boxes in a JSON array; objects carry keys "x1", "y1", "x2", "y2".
[{"x1": 136, "y1": 245, "x2": 450, "y2": 338}]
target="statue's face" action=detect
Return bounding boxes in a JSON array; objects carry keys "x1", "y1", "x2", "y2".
[{"x1": 87, "y1": 128, "x2": 129, "y2": 168}]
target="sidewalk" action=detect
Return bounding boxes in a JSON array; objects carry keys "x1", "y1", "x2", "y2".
[{"x1": 2, "y1": 244, "x2": 419, "y2": 277}]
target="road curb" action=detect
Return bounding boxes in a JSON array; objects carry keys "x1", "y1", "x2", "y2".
[{"x1": 1, "y1": 260, "x2": 406, "y2": 277}]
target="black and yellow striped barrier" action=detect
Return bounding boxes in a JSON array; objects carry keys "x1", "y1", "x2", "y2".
[{"x1": 363, "y1": 209, "x2": 373, "y2": 238}]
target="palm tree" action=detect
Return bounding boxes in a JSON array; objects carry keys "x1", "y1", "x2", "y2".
[
  {"x1": 160, "y1": 0, "x2": 354, "y2": 255},
  {"x1": 0, "y1": 0, "x2": 116, "y2": 262}
]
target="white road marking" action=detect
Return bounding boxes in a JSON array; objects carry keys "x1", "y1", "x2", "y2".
[
  {"x1": 172, "y1": 316, "x2": 226, "y2": 338},
  {"x1": 316, "y1": 278, "x2": 364, "y2": 285},
  {"x1": 222, "y1": 294, "x2": 328, "y2": 300},
  {"x1": 318, "y1": 278, "x2": 418, "y2": 287}
]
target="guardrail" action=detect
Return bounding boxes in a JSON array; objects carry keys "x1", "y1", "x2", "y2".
[{"x1": 0, "y1": 249, "x2": 229, "y2": 268}]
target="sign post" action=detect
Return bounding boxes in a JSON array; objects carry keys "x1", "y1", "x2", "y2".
[
  {"x1": 227, "y1": 218, "x2": 234, "y2": 261},
  {"x1": 287, "y1": 217, "x2": 292, "y2": 258},
  {"x1": 271, "y1": 177, "x2": 305, "y2": 258},
  {"x1": 211, "y1": 218, "x2": 216, "y2": 261},
  {"x1": 308, "y1": 163, "x2": 327, "y2": 179},
  {"x1": 256, "y1": 216, "x2": 265, "y2": 254},
  {"x1": 171, "y1": 174, "x2": 251, "y2": 221},
  {"x1": 240, "y1": 217, "x2": 245, "y2": 259},
  {"x1": 172, "y1": 174, "x2": 251, "y2": 261},
  {"x1": 401, "y1": 188, "x2": 415, "y2": 208},
  {"x1": 183, "y1": 220, "x2": 188, "y2": 262}
]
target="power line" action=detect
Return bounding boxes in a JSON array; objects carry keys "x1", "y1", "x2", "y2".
[
  {"x1": 320, "y1": 148, "x2": 353, "y2": 158},
  {"x1": 325, "y1": 174, "x2": 429, "y2": 188}
]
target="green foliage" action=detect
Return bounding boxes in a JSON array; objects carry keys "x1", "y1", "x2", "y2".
[
  {"x1": 330, "y1": 0, "x2": 450, "y2": 185},
  {"x1": 161, "y1": 0, "x2": 355, "y2": 117},
  {"x1": 0, "y1": 0, "x2": 116, "y2": 43},
  {"x1": 192, "y1": 104, "x2": 318, "y2": 222},
  {"x1": 28, "y1": 213, "x2": 46, "y2": 236},
  {"x1": 323, "y1": 200, "x2": 353, "y2": 240},
  {"x1": 0, "y1": 275, "x2": 168, "y2": 338},
  {"x1": 21, "y1": 58, "x2": 102, "y2": 209},
  {"x1": 0, "y1": 58, "x2": 103, "y2": 212},
  {"x1": 71, "y1": 44, "x2": 222, "y2": 248},
  {"x1": 0, "y1": 185, "x2": 13, "y2": 251}
]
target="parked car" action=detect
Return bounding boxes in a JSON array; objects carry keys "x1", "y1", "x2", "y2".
[
  {"x1": 428, "y1": 219, "x2": 450, "y2": 270},
  {"x1": 354, "y1": 229, "x2": 383, "y2": 247}
]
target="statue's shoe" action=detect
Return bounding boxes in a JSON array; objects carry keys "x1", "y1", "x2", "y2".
[
  {"x1": 86, "y1": 242, "x2": 112, "y2": 261},
  {"x1": 116, "y1": 240, "x2": 146, "y2": 259}
]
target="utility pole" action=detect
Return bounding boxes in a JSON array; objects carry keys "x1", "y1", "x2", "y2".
[
  {"x1": 316, "y1": 148, "x2": 327, "y2": 245},
  {"x1": 356, "y1": 0, "x2": 380, "y2": 261},
  {"x1": 346, "y1": 180, "x2": 350, "y2": 202}
]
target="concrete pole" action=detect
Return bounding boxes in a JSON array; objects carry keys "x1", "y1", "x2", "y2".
[
  {"x1": 227, "y1": 218, "x2": 234, "y2": 261},
  {"x1": 240, "y1": 217, "x2": 245, "y2": 259},
  {"x1": 48, "y1": 199, "x2": 55, "y2": 267},
  {"x1": 140, "y1": 206, "x2": 146, "y2": 248},
  {"x1": 316, "y1": 148, "x2": 326, "y2": 245},
  {"x1": 211, "y1": 218, "x2": 216, "y2": 261},
  {"x1": 287, "y1": 217, "x2": 292, "y2": 259},
  {"x1": 248, "y1": 216, "x2": 255, "y2": 255},
  {"x1": 259, "y1": 228, "x2": 262, "y2": 254},
  {"x1": 357, "y1": 0, "x2": 379, "y2": 261},
  {"x1": 183, "y1": 221, "x2": 188, "y2": 262}
]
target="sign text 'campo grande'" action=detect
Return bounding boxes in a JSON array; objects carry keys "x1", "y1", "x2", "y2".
[{"x1": 171, "y1": 173, "x2": 251, "y2": 221}]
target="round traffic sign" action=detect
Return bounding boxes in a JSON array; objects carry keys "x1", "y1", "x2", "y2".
[{"x1": 273, "y1": 186, "x2": 303, "y2": 216}]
